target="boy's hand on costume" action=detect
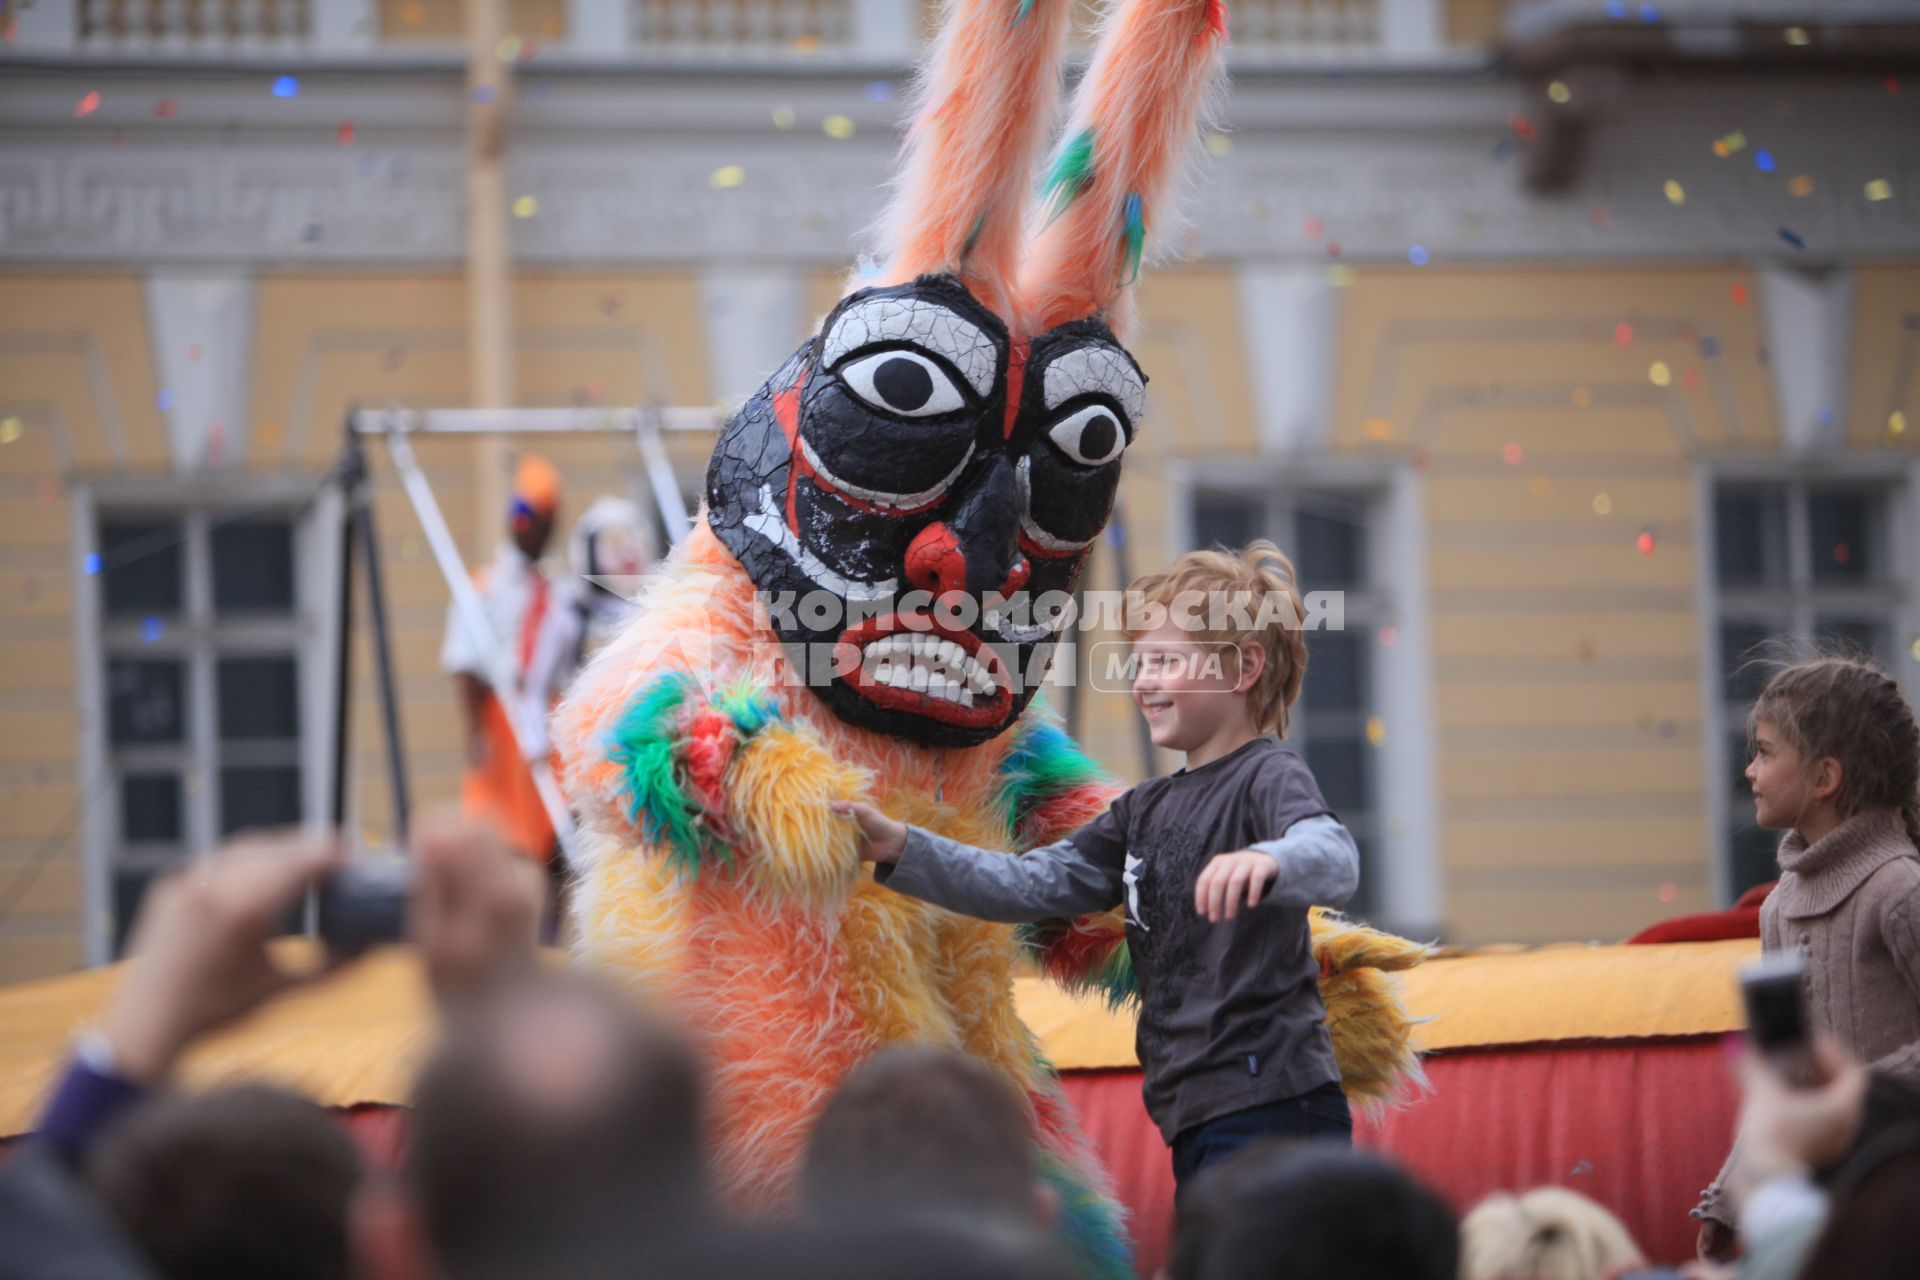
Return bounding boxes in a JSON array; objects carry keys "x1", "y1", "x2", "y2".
[
  {"x1": 1195, "y1": 850, "x2": 1278, "y2": 923},
  {"x1": 103, "y1": 829, "x2": 346, "y2": 1085},
  {"x1": 830, "y1": 800, "x2": 907, "y2": 864}
]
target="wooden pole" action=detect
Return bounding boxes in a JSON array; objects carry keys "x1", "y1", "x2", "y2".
[{"x1": 465, "y1": 0, "x2": 514, "y2": 547}]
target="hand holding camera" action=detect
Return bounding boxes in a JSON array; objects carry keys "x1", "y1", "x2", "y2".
[
  {"x1": 100, "y1": 812, "x2": 546, "y2": 1086},
  {"x1": 1729, "y1": 952, "x2": 1869, "y2": 1194}
]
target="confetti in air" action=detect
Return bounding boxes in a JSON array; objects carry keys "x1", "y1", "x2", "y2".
[
  {"x1": 0, "y1": 417, "x2": 21, "y2": 445},
  {"x1": 1636, "y1": 529, "x2": 1657, "y2": 557},
  {"x1": 1593, "y1": 493, "x2": 1613, "y2": 515},
  {"x1": 1205, "y1": 132, "x2": 1232, "y2": 157},
  {"x1": 1366, "y1": 717, "x2": 1387, "y2": 748},
  {"x1": 153, "y1": 98, "x2": 178, "y2": 119},
  {"x1": 1407, "y1": 245, "x2": 1430, "y2": 266},
  {"x1": 709, "y1": 166, "x2": 745, "y2": 189},
  {"x1": 1614, "y1": 321, "x2": 1635, "y2": 346},
  {"x1": 1890, "y1": 410, "x2": 1908, "y2": 437},
  {"x1": 512, "y1": 195, "x2": 537, "y2": 218},
  {"x1": 1664, "y1": 180, "x2": 1685, "y2": 205},
  {"x1": 822, "y1": 115, "x2": 855, "y2": 140},
  {"x1": 156, "y1": 389, "x2": 174, "y2": 411},
  {"x1": 1648, "y1": 361, "x2": 1672, "y2": 388},
  {"x1": 1365, "y1": 418, "x2": 1394, "y2": 440},
  {"x1": 272, "y1": 75, "x2": 299, "y2": 98},
  {"x1": 1778, "y1": 227, "x2": 1805, "y2": 249},
  {"x1": 75, "y1": 91, "x2": 102, "y2": 118},
  {"x1": 1572, "y1": 387, "x2": 1593, "y2": 407},
  {"x1": 772, "y1": 105, "x2": 795, "y2": 130},
  {"x1": 1754, "y1": 149, "x2": 1776, "y2": 173},
  {"x1": 1787, "y1": 174, "x2": 1814, "y2": 198},
  {"x1": 1784, "y1": 26, "x2": 1809, "y2": 46},
  {"x1": 338, "y1": 121, "x2": 355, "y2": 146},
  {"x1": 1731, "y1": 283, "x2": 1749, "y2": 306},
  {"x1": 1548, "y1": 80, "x2": 1571, "y2": 104},
  {"x1": 1502, "y1": 442, "x2": 1525, "y2": 466},
  {"x1": 1865, "y1": 179, "x2": 1893, "y2": 202}
]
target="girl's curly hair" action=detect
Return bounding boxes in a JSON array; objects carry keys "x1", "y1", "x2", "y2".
[{"x1": 1750, "y1": 653, "x2": 1920, "y2": 850}]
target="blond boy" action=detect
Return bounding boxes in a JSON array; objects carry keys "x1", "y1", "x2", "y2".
[{"x1": 836, "y1": 541, "x2": 1359, "y2": 1189}]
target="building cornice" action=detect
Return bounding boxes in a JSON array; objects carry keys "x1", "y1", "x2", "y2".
[{"x1": 1, "y1": 65, "x2": 1915, "y2": 268}]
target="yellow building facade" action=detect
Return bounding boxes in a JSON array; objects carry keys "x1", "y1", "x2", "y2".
[{"x1": 2, "y1": 0, "x2": 1917, "y2": 979}]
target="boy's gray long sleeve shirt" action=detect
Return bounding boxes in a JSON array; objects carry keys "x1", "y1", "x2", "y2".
[
  {"x1": 874, "y1": 737, "x2": 1357, "y2": 1143},
  {"x1": 879, "y1": 813, "x2": 1359, "y2": 924}
]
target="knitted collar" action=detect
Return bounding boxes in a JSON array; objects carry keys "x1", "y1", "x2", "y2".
[{"x1": 1773, "y1": 808, "x2": 1915, "y2": 918}]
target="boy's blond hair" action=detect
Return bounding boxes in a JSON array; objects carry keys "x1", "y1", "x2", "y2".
[{"x1": 1123, "y1": 539, "x2": 1309, "y2": 738}]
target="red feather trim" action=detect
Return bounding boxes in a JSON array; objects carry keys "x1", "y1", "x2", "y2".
[
  {"x1": 1040, "y1": 913, "x2": 1127, "y2": 988},
  {"x1": 682, "y1": 709, "x2": 739, "y2": 842}
]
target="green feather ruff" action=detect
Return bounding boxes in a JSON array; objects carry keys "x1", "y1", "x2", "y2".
[
  {"x1": 605, "y1": 672, "x2": 718, "y2": 875},
  {"x1": 1041, "y1": 128, "x2": 1096, "y2": 222},
  {"x1": 994, "y1": 719, "x2": 1104, "y2": 838}
]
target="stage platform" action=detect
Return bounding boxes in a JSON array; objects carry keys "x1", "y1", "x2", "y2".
[{"x1": 0, "y1": 937, "x2": 1756, "y2": 1273}]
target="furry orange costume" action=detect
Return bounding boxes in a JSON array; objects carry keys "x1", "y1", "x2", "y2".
[{"x1": 552, "y1": 4, "x2": 1421, "y2": 1272}]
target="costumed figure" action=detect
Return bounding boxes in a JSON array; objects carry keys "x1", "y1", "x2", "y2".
[
  {"x1": 442, "y1": 454, "x2": 573, "y2": 864},
  {"x1": 552, "y1": 3, "x2": 1424, "y2": 1272},
  {"x1": 519, "y1": 496, "x2": 656, "y2": 763}
]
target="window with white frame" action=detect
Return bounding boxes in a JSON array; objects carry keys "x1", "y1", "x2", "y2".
[
  {"x1": 90, "y1": 501, "x2": 320, "y2": 955},
  {"x1": 1189, "y1": 485, "x2": 1389, "y2": 920},
  {"x1": 1711, "y1": 476, "x2": 1909, "y2": 897}
]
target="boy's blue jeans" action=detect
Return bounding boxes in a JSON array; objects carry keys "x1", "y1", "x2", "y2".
[{"x1": 1169, "y1": 1081, "x2": 1353, "y2": 1192}]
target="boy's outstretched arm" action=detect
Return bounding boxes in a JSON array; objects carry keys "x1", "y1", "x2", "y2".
[
  {"x1": 833, "y1": 800, "x2": 1124, "y2": 924},
  {"x1": 1195, "y1": 815, "x2": 1360, "y2": 923}
]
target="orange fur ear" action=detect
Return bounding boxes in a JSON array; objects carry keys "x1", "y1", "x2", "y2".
[
  {"x1": 872, "y1": 0, "x2": 1072, "y2": 325},
  {"x1": 1018, "y1": 0, "x2": 1227, "y2": 340}
]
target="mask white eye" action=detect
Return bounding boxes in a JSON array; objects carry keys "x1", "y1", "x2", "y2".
[
  {"x1": 1047, "y1": 404, "x2": 1128, "y2": 467},
  {"x1": 837, "y1": 350, "x2": 969, "y2": 419}
]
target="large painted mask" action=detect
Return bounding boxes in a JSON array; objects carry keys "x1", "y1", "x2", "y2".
[{"x1": 707, "y1": 0, "x2": 1227, "y2": 748}]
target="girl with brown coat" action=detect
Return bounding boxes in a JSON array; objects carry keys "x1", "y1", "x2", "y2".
[{"x1": 1694, "y1": 657, "x2": 1920, "y2": 1258}]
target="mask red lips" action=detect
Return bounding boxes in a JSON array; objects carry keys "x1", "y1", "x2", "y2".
[{"x1": 835, "y1": 614, "x2": 1015, "y2": 729}]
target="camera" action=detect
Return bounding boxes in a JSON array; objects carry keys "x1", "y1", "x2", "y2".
[
  {"x1": 1740, "y1": 951, "x2": 1817, "y2": 1086},
  {"x1": 316, "y1": 855, "x2": 412, "y2": 955}
]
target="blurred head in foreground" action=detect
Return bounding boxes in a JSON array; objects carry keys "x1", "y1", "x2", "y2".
[
  {"x1": 1171, "y1": 1142, "x2": 1458, "y2": 1280},
  {"x1": 86, "y1": 1083, "x2": 364, "y2": 1280},
  {"x1": 354, "y1": 968, "x2": 706, "y2": 1280},
  {"x1": 799, "y1": 1044, "x2": 1056, "y2": 1236},
  {"x1": 1459, "y1": 1186, "x2": 1645, "y2": 1280}
]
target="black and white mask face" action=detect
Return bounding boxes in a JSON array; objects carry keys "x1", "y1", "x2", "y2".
[{"x1": 706, "y1": 273, "x2": 1145, "y2": 747}]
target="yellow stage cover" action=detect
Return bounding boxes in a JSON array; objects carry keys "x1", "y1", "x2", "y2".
[{"x1": 0, "y1": 938, "x2": 1757, "y2": 1136}]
